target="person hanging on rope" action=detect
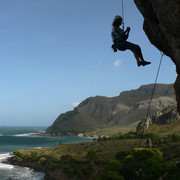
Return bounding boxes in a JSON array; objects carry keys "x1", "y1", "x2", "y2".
[{"x1": 111, "y1": 15, "x2": 151, "y2": 67}]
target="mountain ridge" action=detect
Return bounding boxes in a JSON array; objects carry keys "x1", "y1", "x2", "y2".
[{"x1": 46, "y1": 83, "x2": 175, "y2": 134}]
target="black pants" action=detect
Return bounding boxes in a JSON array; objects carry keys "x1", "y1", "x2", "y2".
[{"x1": 114, "y1": 40, "x2": 141, "y2": 53}]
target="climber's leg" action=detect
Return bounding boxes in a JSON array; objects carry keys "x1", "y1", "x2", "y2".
[
  {"x1": 134, "y1": 45, "x2": 151, "y2": 66},
  {"x1": 117, "y1": 41, "x2": 145, "y2": 66},
  {"x1": 114, "y1": 41, "x2": 151, "y2": 67},
  {"x1": 133, "y1": 51, "x2": 143, "y2": 67}
]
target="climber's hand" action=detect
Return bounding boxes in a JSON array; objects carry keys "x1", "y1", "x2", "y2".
[{"x1": 126, "y1": 27, "x2": 130, "y2": 31}]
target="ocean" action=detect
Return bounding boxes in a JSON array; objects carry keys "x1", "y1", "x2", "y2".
[{"x1": 0, "y1": 126, "x2": 93, "y2": 180}]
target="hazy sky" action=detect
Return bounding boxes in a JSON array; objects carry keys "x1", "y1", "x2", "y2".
[{"x1": 0, "y1": 0, "x2": 176, "y2": 126}]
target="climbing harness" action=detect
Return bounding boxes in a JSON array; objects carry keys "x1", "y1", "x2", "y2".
[
  {"x1": 121, "y1": 0, "x2": 125, "y2": 30},
  {"x1": 138, "y1": 51, "x2": 164, "y2": 149}
]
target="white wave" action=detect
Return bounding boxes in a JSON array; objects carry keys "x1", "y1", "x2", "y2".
[
  {"x1": 0, "y1": 153, "x2": 14, "y2": 169},
  {"x1": 13, "y1": 133, "x2": 37, "y2": 137},
  {"x1": 0, "y1": 153, "x2": 45, "y2": 179},
  {"x1": 33, "y1": 147, "x2": 42, "y2": 149},
  {"x1": 0, "y1": 153, "x2": 12, "y2": 161},
  {"x1": 13, "y1": 167, "x2": 45, "y2": 179},
  {"x1": 0, "y1": 134, "x2": 2, "y2": 136},
  {"x1": 0, "y1": 162, "x2": 14, "y2": 169}
]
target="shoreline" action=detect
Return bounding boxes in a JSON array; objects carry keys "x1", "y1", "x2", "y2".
[
  {"x1": 6, "y1": 156, "x2": 49, "y2": 179},
  {"x1": 4, "y1": 135, "x2": 97, "y2": 180},
  {"x1": 1, "y1": 153, "x2": 45, "y2": 180},
  {"x1": 33, "y1": 132, "x2": 106, "y2": 139}
]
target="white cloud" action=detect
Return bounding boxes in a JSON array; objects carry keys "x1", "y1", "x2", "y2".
[
  {"x1": 113, "y1": 59, "x2": 122, "y2": 67},
  {"x1": 72, "y1": 102, "x2": 80, "y2": 108}
]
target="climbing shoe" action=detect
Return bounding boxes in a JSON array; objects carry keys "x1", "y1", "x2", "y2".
[
  {"x1": 111, "y1": 44, "x2": 117, "y2": 52},
  {"x1": 137, "y1": 61, "x2": 142, "y2": 67},
  {"x1": 141, "y1": 61, "x2": 151, "y2": 66}
]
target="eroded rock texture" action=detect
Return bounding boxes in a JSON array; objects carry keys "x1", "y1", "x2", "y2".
[
  {"x1": 136, "y1": 105, "x2": 179, "y2": 132},
  {"x1": 134, "y1": 0, "x2": 180, "y2": 114}
]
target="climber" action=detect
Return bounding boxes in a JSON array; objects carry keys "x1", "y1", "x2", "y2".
[{"x1": 111, "y1": 15, "x2": 151, "y2": 67}]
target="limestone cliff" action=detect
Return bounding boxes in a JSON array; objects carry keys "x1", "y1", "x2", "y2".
[{"x1": 134, "y1": 0, "x2": 180, "y2": 113}]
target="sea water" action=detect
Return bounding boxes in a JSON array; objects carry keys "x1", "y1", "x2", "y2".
[{"x1": 0, "y1": 126, "x2": 93, "y2": 180}]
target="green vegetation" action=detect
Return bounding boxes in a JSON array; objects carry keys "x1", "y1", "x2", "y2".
[
  {"x1": 86, "y1": 150, "x2": 97, "y2": 162},
  {"x1": 38, "y1": 157, "x2": 47, "y2": 165},
  {"x1": 100, "y1": 148, "x2": 167, "y2": 180},
  {"x1": 121, "y1": 148, "x2": 166, "y2": 180},
  {"x1": 77, "y1": 162, "x2": 95, "y2": 178},
  {"x1": 9, "y1": 118, "x2": 180, "y2": 179},
  {"x1": 84, "y1": 122, "x2": 140, "y2": 137},
  {"x1": 10, "y1": 129, "x2": 180, "y2": 180},
  {"x1": 97, "y1": 131, "x2": 159, "y2": 143},
  {"x1": 147, "y1": 118, "x2": 180, "y2": 136},
  {"x1": 13, "y1": 150, "x2": 25, "y2": 162}
]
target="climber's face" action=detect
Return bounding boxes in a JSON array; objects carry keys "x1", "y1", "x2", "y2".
[{"x1": 117, "y1": 18, "x2": 122, "y2": 25}]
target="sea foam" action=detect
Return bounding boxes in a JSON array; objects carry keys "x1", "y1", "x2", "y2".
[
  {"x1": 13, "y1": 133, "x2": 37, "y2": 137},
  {"x1": 0, "y1": 153, "x2": 14, "y2": 169},
  {"x1": 0, "y1": 153, "x2": 45, "y2": 179}
]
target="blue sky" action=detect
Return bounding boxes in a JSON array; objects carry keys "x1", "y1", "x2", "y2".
[{"x1": 0, "y1": 0, "x2": 176, "y2": 126}]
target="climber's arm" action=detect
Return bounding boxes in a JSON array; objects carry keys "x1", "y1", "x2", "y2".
[{"x1": 123, "y1": 27, "x2": 130, "y2": 40}]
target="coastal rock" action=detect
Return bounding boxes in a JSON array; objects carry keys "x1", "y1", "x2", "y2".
[
  {"x1": 33, "y1": 133, "x2": 62, "y2": 136},
  {"x1": 134, "y1": 0, "x2": 180, "y2": 114}
]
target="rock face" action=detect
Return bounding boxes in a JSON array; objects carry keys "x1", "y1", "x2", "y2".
[
  {"x1": 136, "y1": 104, "x2": 179, "y2": 132},
  {"x1": 152, "y1": 105, "x2": 179, "y2": 124},
  {"x1": 47, "y1": 84, "x2": 175, "y2": 133},
  {"x1": 134, "y1": 0, "x2": 180, "y2": 114},
  {"x1": 136, "y1": 117, "x2": 152, "y2": 132}
]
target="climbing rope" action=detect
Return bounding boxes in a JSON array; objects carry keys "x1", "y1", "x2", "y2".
[
  {"x1": 120, "y1": 0, "x2": 164, "y2": 148},
  {"x1": 138, "y1": 51, "x2": 164, "y2": 149},
  {"x1": 122, "y1": 0, "x2": 125, "y2": 30}
]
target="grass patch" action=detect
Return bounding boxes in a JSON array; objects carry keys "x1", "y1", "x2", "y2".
[
  {"x1": 19, "y1": 139, "x2": 140, "y2": 162},
  {"x1": 147, "y1": 118, "x2": 180, "y2": 136},
  {"x1": 82, "y1": 121, "x2": 140, "y2": 137}
]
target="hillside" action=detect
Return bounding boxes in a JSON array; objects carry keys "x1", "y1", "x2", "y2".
[
  {"x1": 9, "y1": 122, "x2": 180, "y2": 180},
  {"x1": 47, "y1": 84, "x2": 175, "y2": 134}
]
